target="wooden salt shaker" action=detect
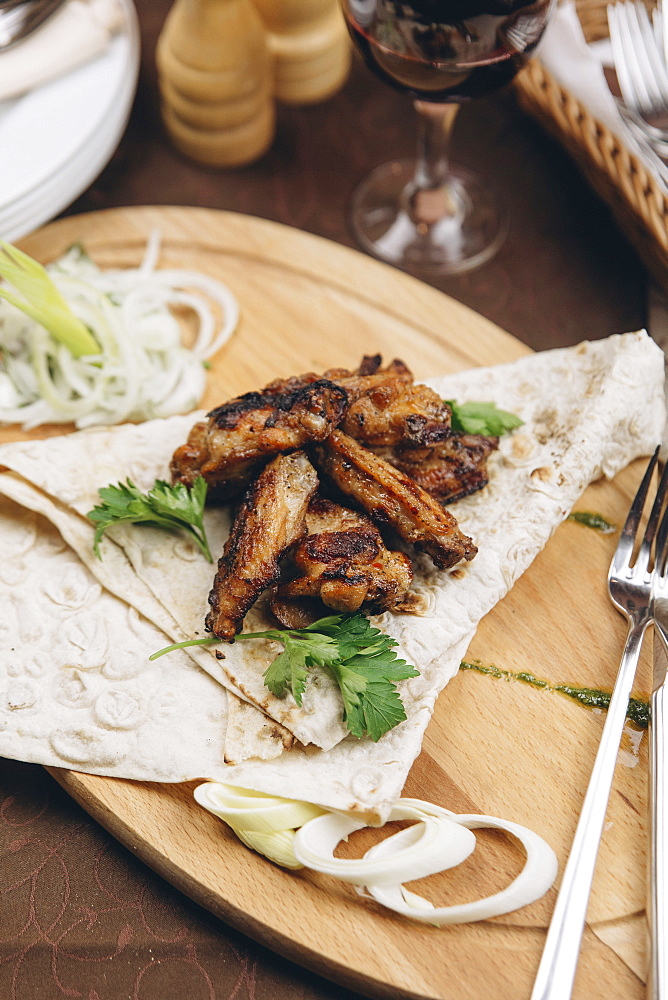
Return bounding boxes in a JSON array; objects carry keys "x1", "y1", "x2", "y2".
[
  {"x1": 251, "y1": 0, "x2": 351, "y2": 105},
  {"x1": 156, "y1": 0, "x2": 275, "y2": 167}
]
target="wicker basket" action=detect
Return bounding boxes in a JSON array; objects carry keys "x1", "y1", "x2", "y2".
[{"x1": 514, "y1": 0, "x2": 668, "y2": 295}]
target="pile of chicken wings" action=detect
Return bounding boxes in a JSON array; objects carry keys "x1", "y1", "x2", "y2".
[{"x1": 170, "y1": 356, "x2": 497, "y2": 641}]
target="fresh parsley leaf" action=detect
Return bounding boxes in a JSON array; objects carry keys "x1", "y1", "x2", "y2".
[
  {"x1": 150, "y1": 614, "x2": 419, "y2": 741},
  {"x1": 86, "y1": 476, "x2": 212, "y2": 562},
  {"x1": 237, "y1": 612, "x2": 419, "y2": 742},
  {"x1": 236, "y1": 627, "x2": 340, "y2": 704},
  {"x1": 445, "y1": 399, "x2": 523, "y2": 436},
  {"x1": 263, "y1": 644, "x2": 311, "y2": 703},
  {"x1": 335, "y1": 673, "x2": 410, "y2": 741}
]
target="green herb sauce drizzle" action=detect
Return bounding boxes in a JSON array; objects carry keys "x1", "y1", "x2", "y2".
[
  {"x1": 566, "y1": 511, "x2": 616, "y2": 533},
  {"x1": 459, "y1": 659, "x2": 649, "y2": 729}
]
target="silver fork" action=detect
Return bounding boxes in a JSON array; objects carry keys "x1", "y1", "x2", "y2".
[
  {"x1": 531, "y1": 446, "x2": 668, "y2": 1000},
  {"x1": 608, "y1": 1, "x2": 668, "y2": 149},
  {"x1": 649, "y1": 502, "x2": 668, "y2": 1000}
]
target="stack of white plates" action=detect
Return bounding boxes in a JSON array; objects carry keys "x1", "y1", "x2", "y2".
[{"x1": 0, "y1": 0, "x2": 140, "y2": 243}]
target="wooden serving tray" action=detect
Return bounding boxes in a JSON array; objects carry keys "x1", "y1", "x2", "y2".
[{"x1": 4, "y1": 206, "x2": 651, "y2": 1000}]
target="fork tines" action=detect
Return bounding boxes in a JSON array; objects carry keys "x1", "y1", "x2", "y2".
[
  {"x1": 615, "y1": 446, "x2": 668, "y2": 576},
  {"x1": 608, "y1": 2, "x2": 668, "y2": 128}
]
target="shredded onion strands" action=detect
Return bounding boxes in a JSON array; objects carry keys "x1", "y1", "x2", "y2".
[
  {"x1": 195, "y1": 784, "x2": 558, "y2": 925},
  {"x1": 0, "y1": 231, "x2": 239, "y2": 429}
]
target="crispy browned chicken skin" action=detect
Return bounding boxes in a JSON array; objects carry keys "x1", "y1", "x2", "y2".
[
  {"x1": 174, "y1": 356, "x2": 488, "y2": 638},
  {"x1": 206, "y1": 451, "x2": 318, "y2": 641},
  {"x1": 171, "y1": 380, "x2": 347, "y2": 501},
  {"x1": 273, "y1": 495, "x2": 413, "y2": 615},
  {"x1": 313, "y1": 430, "x2": 477, "y2": 570},
  {"x1": 377, "y1": 432, "x2": 498, "y2": 504},
  {"x1": 340, "y1": 380, "x2": 453, "y2": 449},
  {"x1": 171, "y1": 355, "x2": 497, "y2": 507},
  {"x1": 259, "y1": 358, "x2": 494, "y2": 504}
]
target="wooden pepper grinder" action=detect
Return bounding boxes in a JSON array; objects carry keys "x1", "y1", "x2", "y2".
[
  {"x1": 250, "y1": 0, "x2": 351, "y2": 105},
  {"x1": 156, "y1": 0, "x2": 275, "y2": 167}
]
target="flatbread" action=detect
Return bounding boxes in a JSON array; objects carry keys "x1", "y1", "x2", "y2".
[
  {"x1": 0, "y1": 492, "x2": 229, "y2": 780},
  {"x1": 0, "y1": 331, "x2": 664, "y2": 821}
]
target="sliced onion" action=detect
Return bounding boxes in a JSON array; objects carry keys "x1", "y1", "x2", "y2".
[
  {"x1": 194, "y1": 781, "x2": 326, "y2": 868},
  {"x1": 292, "y1": 802, "x2": 476, "y2": 886},
  {"x1": 0, "y1": 232, "x2": 240, "y2": 430},
  {"x1": 233, "y1": 828, "x2": 307, "y2": 871},
  {"x1": 194, "y1": 781, "x2": 325, "y2": 833},
  {"x1": 194, "y1": 785, "x2": 558, "y2": 926},
  {"x1": 362, "y1": 808, "x2": 558, "y2": 924}
]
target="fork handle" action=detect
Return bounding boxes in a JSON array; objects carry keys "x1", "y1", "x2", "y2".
[
  {"x1": 648, "y1": 681, "x2": 667, "y2": 1000},
  {"x1": 530, "y1": 617, "x2": 650, "y2": 1000}
]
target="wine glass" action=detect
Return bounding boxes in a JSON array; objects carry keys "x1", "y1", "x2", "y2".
[{"x1": 341, "y1": 0, "x2": 555, "y2": 274}]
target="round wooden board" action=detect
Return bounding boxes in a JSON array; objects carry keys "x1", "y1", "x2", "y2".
[{"x1": 4, "y1": 207, "x2": 649, "y2": 1000}]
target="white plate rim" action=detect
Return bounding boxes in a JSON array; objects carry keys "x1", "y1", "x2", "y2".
[{"x1": 0, "y1": 0, "x2": 139, "y2": 227}]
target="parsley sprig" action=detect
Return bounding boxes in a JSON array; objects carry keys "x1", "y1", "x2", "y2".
[
  {"x1": 86, "y1": 476, "x2": 212, "y2": 561},
  {"x1": 446, "y1": 399, "x2": 523, "y2": 436},
  {"x1": 237, "y1": 613, "x2": 419, "y2": 742},
  {"x1": 150, "y1": 612, "x2": 419, "y2": 742}
]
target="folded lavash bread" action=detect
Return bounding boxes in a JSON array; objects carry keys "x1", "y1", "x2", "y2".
[
  {"x1": 0, "y1": 490, "x2": 230, "y2": 780},
  {"x1": 0, "y1": 331, "x2": 664, "y2": 822},
  {"x1": 0, "y1": 416, "x2": 353, "y2": 750},
  {"x1": 0, "y1": 466, "x2": 294, "y2": 766},
  {"x1": 0, "y1": 479, "x2": 295, "y2": 769}
]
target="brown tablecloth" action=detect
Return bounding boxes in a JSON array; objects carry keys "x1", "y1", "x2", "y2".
[{"x1": 0, "y1": 1, "x2": 651, "y2": 997}]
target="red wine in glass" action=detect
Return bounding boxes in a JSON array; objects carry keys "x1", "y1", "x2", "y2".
[{"x1": 341, "y1": 0, "x2": 555, "y2": 273}]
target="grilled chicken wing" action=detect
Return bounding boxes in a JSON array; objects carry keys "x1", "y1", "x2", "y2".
[
  {"x1": 206, "y1": 451, "x2": 319, "y2": 641},
  {"x1": 340, "y1": 380, "x2": 452, "y2": 448},
  {"x1": 261, "y1": 357, "x2": 453, "y2": 452},
  {"x1": 273, "y1": 495, "x2": 413, "y2": 615},
  {"x1": 171, "y1": 380, "x2": 347, "y2": 501},
  {"x1": 328, "y1": 356, "x2": 496, "y2": 503},
  {"x1": 313, "y1": 430, "x2": 476, "y2": 569},
  {"x1": 378, "y1": 432, "x2": 498, "y2": 504}
]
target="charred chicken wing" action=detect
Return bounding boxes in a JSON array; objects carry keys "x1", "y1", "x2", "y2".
[
  {"x1": 313, "y1": 430, "x2": 477, "y2": 570},
  {"x1": 378, "y1": 431, "x2": 498, "y2": 504},
  {"x1": 206, "y1": 451, "x2": 319, "y2": 641},
  {"x1": 171, "y1": 380, "x2": 347, "y2": 501},
  {"x1": 274, "y1": 495, "x2": 413, "y2": 615}
]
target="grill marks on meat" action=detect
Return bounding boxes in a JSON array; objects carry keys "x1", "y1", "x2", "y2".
[
  {"x1": 206, "y1": 451, "x2": 318, "y2": 641},
  {"x1": 171, "y1": 355, "x2": 494, "y2": 640},
  {"x1": 170, "y1": 355, "x2": 496, "y2": 506},
  {"x1": 171, "y1": 380, "x2": 348, "y2": 501},
  {"x1": 273, "y1": 495, "x2": 413, "y2": 615},
  {"x1": 378, "y1": 432, "x2": 498, "y2": 504},
  {"x1": 341, "y1": 381, "x2": 452, "y2": 449},
  {"x1": 313, "y1": 430, "x2": 477, "y2": 570}
]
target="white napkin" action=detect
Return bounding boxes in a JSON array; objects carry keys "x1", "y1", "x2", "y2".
[
  {"x1": 537, "y1": 1, "x2": 668, "y2": 190},
  {"x1": 0, "y1": 0, "x2": 124, "y2": 103}
]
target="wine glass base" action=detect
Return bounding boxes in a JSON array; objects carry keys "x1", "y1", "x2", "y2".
[{"x1": 349, "y1": 158, "x2": 507, "y2": 276}]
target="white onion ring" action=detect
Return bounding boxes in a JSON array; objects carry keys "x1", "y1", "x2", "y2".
[
  {"x1": 194, "y1": 785, "x2": 557, "y2": 926},
  {"x1": 292, "y1": 802, "x2": 476, "y2": 886},
  {"x1": 363, "y1": 809, "x2": 558, "y2": 924}
]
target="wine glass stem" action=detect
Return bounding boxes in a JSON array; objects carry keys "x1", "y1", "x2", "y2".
[{"x1": 402, "y1": 101, "x2": 461, "y2": 229}]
